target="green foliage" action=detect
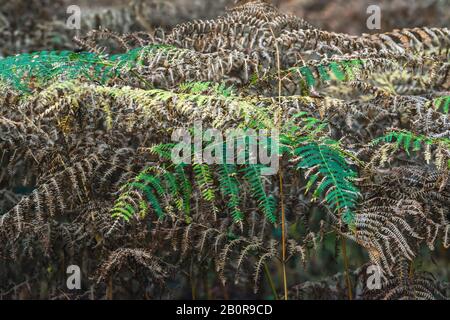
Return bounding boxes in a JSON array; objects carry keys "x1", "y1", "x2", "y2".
[
  {"x1": 289, "y1": 59, "x2": 364, "y2": 88},
  {"x1": 217, "y1": 164, "x2": 243, "y2": 222},
  {"x1": 193, "y1": 163, "x2": 216, "y2": 202},
  {"x1": 113, "y1": 113, "x2": 360, "y2": 227},
  {"x1": 280, "y1": 113, "x2": 360, "y2": 225},
  {"x1": 371, "y1": 130, "x2": 450, "y2": 155},
  {"x1": 0, "y1": 45, "x2": 176, "y2": 92},
  {"x1": 149, "y1": 143, "x2": 178, "y2": 161},
  {"x1": 112, "y1": 164, "x2": 191, "y2": 222},
  {"x1": 433, "y1": 96, "x2": 450, "y2": 114},
  {"x1": 371, "y1": 130, "x2": 450, "y2": 169},
  {"x1": 3, "y1": 1, "x2": 449, "y2": 300},
  {"x1": 179, "y1": 81, "x2": 235, "y2": 97},
  {"x1": 113, "y1": 140, "x2": 277, "y2": 225},
  {"x1": 175, "y1": 164, "x2": 192, "y2": 219},
  {"x1": 296, "y1": 142, "x2": 359, "y2": 225},
  {"x1": 241, "y1": 165, "x2": 277, "y2": 224}
]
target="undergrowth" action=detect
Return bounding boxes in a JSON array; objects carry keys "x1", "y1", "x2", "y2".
[{"x1": 0, "y1": 0, "x2": 449, "y2": 300}]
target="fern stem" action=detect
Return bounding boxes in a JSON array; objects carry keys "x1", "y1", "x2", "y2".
[
  {"x1": 203, "y1": 272, "x2": 212, "y2": 300},
  {"x1": 191, "y1": 279, "x2": 197, "y2": 300},
  {"x1": 106, "y1": 277, "x2": 113, "y2": 300},
  {"x1": 263, "y1": 263, "x2": 279, "y2": 300},
  {"x1": 269, "y1": 20, "x2": 289, "y2": 302},
  {"x1": 190, "y1": 259, "x2": 197, "y2": 300},
  {"x1": 222, "y1": 283, "x2": 229, "y2": 300},
  {"x1": 129, "y1": 69, "x2": 154, "y2": 89},
  {"x1": 279, "y1": 170, "x2": 289, "y2": 300},
  {"x1": 341, "y1": 237, "x2": 353, "y2": 300}
]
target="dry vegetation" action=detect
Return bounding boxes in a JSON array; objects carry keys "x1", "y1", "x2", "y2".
[{"x1": 0, "y1": 0, "x2": 449, "y2": 300}]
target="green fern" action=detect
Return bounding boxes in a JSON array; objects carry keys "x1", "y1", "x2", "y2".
[
  {"x1": 289, "y1": 59, "x2": 364, "y2": 88},
  {"x1": 179, "y1": 81, "x2": 212, "y2": 94},
  {"x1": 433, "y1": 96, "x2": 450, "y2": 114},
  {"x1": 162, "y1": 171, "x2": 183, "y2": 211},
  {"x1": 149, "y1": 143, "x2": 178, "y2": 160},
  {"x1": 0, "y1": 45, "x2": 176, "y2": 92},
  {"x1": 113, "y1": 114, "x2": 360, "y2": 227},
  {"x1": 280, "y1": 113, "x2": 360, "y2": 225},
  {"x1": 372, "y1": 130, "x2": 450, "y2": 151},
  {"x1": 371, "y1": 130, "x2": 423, "y2": 156},
  {"x1": 371, "y1": 129, "x2": 450, "y2": 168},
  {"x1": 241, "y1": 164, "x2": 277, "y2": 224},
  {"x1": 178, "y1": 81, "x2": 235, "y2": 96},
  {"x1": 295, "y1": 141, "x2": 359, "y2": 225},
  {"x1": 193, "y1": 163, "x2": 216, "y2": 202},
  {"x1": 112, "y1": 164, "x2": 190, "y2": 222},
  {"x1": 175, "y1": 164, "x2": 192, "y2": 220},
  {"x1": 112, "y1": 181, "x2": 164, "y2": 221},
  {"x1": 217, "y1": 164, "x2": 243, "y2": 223},
  {"x1": 131, "y1": 182, "x2": 164, "y2": 219}
]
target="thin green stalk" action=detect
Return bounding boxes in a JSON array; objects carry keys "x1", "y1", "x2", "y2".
[{"x1": 263, "y1": 263, "x2": 279, "y2": 300}]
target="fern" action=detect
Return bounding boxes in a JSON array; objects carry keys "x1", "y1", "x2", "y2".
[
  {"x1": 433, "y1": 96, "x2": 450, "y2": 114},
  {"x1": 280, "y1": 113, "x2": 360, "y2": 225},
  {"x1": 112, "y1": 156, "x2": 275, "y2": 225},
  {"x1": 241, "y1": 165, "x2": 277, "y2": 224},
  {"x1": 371, "y1": 129, "x2": 450, "y2": 169},
  {"x1": 373, "y1": 130, "x2": 450, "y2": 151},
  {"x1": 288, "y1": 59, "x2": 364, "y2": 88},
  {"x1": 179, "y1": 81, "x2": 234, "y2": 96},
  {"x1": 3, "y1": 0, "x2": 449, "y2": 300},
  {"x1": 193, "y1": 163, "x2": 216, "y2": 202},
  {"x1": 175, "y1": 164, "x2": 192, "y2": 220},
  {"x1": 112, "y1": 163, "x2": 192, "y2": 222},
  {"x1": 149, "y1": 143, "x2": 178, "y2": 161},
  {"x1": 217, "y1": 164, "x2": 243, "y2": 223},
  {"x1": 114, "y1": 114, "x2": 359, "y2": 227},
  {"x1": 0, "y1": 44, "x2": 176, "y2": 92},
  {"x1": 295, "y1": 142, "x2": 359, "y2": 225}
]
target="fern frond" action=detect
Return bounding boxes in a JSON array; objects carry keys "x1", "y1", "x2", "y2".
[
  {"x1": 242, "y1": 165, "x2": 277, "y2": 224},
  {"x1": 288, "y1": 59, "x2": 364, "y2": 88},
  {"x1": 0, "y1": 44, "x2": 176, "y2": 92},
  {"x1": 217, "y1": 164, "x2": 243, "y2": 223},
  {"x1": 193, "y1": 163, "x2": 217, "y2": 203},
  {"x1": 433, "y1": 96, "x2": 450, "y2": 114},
  {"x1": 371, "y1": 129, "x2": 450, "y2": 168},
  {"x1": 295, "y1": 142, "x2": 360, "y2": 225}
]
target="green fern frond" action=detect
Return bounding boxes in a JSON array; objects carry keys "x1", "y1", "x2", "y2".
[
  {"x1": 295, "y1": 142, "x2": 359, "y2": 225},
  {"x1": 136, "y1": 172, "x2": 166, "y2": 197},
  {"x1": 371, "y1": 130, "x2": 420, "y2": 155},
  {"x1": 433, "y1": 96, "x2": 450, "y2": 114},
  {"x1": 372, "y1": 130, "x2": 450, "y2": 150},
  {"x1": 112, "y1": 164, "x2": 190, "y2": 222},
  {"x1": 149, "y1": 143, "x2": 178, "y2": 160},
  {"x1": 214, "y1": 83, "x2": 235, "y2": 97},
  {"x1": 111, "y1": 194, "x2": 137, "y2": 222},
  {"x1": 371, "y1": 129, "x2": 450, "y2": 168},
  {"x1": 0, "y1": 44, "x2": 176, "y2": 92},
  {"x1": 289, "y1": 59, "x2": 364, "y2": 88},
  {"x1": 241, "y1": 165, "x2": 277, "y2": 224},
  {"x1": 162, "y1": 171, "x2": 180, "y2": 197},
  {"x1": 217, "y1": 164, "x2": 243, "y2": 223},
  {"x1": 193, "y1": 163, "x2": 216, "y2": 202},
  {"x1": 279, "y1": 112, "x2": 329, "y2": 154},
  {"x1": 175, "y1": 164, "x2": 192, "y2": 220},
  {"x1": 179, "y1": 81, "x2": 211, "y2": 94},
  {"x1": 113, "y1": 113, "x2": 357, "y2": 227},
  {"x1": 279, "y1": 114, "x2": 359, "y2": 225},
  {"x1": 129, "y1": 182, "x2": 164, "y2": 219}
]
